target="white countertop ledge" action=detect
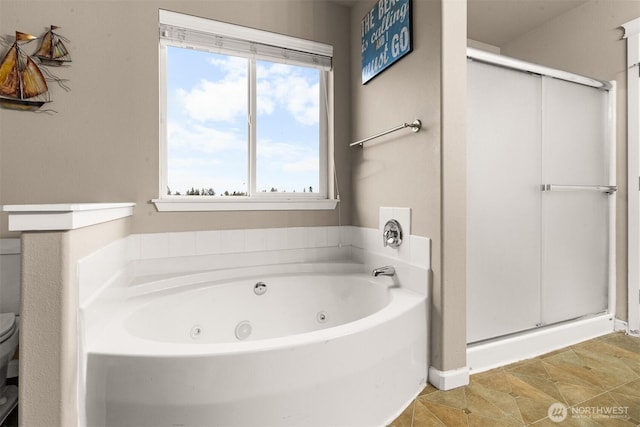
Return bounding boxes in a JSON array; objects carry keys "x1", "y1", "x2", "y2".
[{"x1": 2, "y1": 203, "x2": 135, "y2": 231}]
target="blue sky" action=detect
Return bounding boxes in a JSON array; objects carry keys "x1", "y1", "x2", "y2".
[{"x1": 166, "y1": 46, "x2": 320, "y2": 195}]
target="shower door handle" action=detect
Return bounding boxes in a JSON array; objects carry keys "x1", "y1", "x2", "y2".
[{"x1": 541, "y1": 184, "x2": 617, "y2": 194}]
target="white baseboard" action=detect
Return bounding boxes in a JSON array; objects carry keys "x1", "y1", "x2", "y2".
[
  {"x1": 616, "y1": 317, "x2": 640, "y2": 337},
  {"x1": 614, "y1": 318, "x2": 628, "y2": 332},
  {"x1": 467, "y1": 314, "x2": 614, "y2": 374},
  {"x1": 428, "y1": 366, "x2": 469, "y2": 391}
]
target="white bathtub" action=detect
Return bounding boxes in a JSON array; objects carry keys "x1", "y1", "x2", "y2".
[{"x1": 85, "y1": 264, "x2": 428, "y2": 427}]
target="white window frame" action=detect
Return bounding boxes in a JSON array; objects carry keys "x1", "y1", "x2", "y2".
[{"x1": 153, "y1": 10, "x2": 337, "y2": 212}]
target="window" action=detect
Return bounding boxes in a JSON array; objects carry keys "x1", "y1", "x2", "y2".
[{"x1": 155, "y1": 10, "x2": 337, "y2": 211}]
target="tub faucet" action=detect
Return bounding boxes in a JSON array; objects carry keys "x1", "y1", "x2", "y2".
[{"x1": 372, "y1": 265, "x2": 395, "y2": 277}]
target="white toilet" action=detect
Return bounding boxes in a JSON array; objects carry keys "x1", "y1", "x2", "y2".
[{"x1": 0, "y1": 239, "x2": 20, "y2": 422}]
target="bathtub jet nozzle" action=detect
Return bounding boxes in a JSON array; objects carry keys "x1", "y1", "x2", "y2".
[{"x1": 254, "y1": 282, "x2": 267, "y2": 295}]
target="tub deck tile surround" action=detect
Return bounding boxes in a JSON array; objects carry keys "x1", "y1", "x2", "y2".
[{"x1": 390, "y1": 332, "x2": 640, "y2": 427}]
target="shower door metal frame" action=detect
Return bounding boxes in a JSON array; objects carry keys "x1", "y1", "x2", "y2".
[{"x1": 467, "y1": 48, "x2": 617, "y2": 342}]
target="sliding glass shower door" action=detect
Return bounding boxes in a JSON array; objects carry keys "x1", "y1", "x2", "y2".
[
  {"x1": 467, "y1": 60, "x2": 614, "y2": 343},
  {"x1": 467, "y1": 61, "x2": 542, "y2": 343},
  {"x1": 540, "y1": 76, "x2": 611, "y2": 325}
]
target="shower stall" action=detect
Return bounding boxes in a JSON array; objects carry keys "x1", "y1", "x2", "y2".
[{"x1": 466, "y1": 48, "x2": 616, "y2": 345}]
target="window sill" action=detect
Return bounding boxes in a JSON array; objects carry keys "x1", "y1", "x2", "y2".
[{"x1": 152, "y1": 198, "x2": 339, "y2": 212}]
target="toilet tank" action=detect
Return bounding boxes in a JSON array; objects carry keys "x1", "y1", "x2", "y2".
[{"x1": 0, "y1": 239, "x2": 20, "y2": 315}]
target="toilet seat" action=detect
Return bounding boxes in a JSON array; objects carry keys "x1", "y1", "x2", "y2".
[{"x1": 0, "y1": 314, "x2": 16, "y2": 344}]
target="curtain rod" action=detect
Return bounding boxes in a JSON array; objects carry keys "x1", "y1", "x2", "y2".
[{"x1": 350, "y1": 119, "x2": 422, "y2": 147}]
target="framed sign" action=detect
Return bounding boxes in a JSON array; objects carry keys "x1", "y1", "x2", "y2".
[{"x1": 361, "y1": 0, "x2": 412, "y2": 84}]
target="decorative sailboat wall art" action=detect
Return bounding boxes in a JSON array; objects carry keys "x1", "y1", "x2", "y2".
[
  {"x1": 0, "y1": 32, "x2": 50, "y2": 111},
  {"x1": 0, "y1": 26, "x2": 71, "y2": 112},
  {"x1": 35, "y1": 26, "x2": 71, "y2": 66}
]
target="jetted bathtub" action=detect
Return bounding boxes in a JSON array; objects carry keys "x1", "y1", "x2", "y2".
[{"x1": 85, "y1": 263, "x2": 428, "y2": 427}]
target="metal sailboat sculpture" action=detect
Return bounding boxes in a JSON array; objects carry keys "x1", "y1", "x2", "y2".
[
  {"x1": 0, "y1": 32, "x2": 50, "y2": 111},
  {"x1": 34, "y1": 26, "x2": 71, "y2": 66}
]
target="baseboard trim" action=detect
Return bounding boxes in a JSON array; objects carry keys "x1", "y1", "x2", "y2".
[
  {"x1": 614, "y1": 318, "x2": 628, "y2": 332},
  {"x1": 428, "y1": 366, "x2": 470, "y2": 391}
]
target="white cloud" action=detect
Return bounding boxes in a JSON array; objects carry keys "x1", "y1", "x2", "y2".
[
  {"x1": 168, "y1": 54, "x2": 321, "y2": 192},
  {"x1": 258, "y1": 140, "x2": 318, "y2": 172},
  {"x1": 166, "y1": 120, "x2": 247, "y2": 193},
  {"x1": 176, "y1": 57, "x2": 319, "y2": 125},
  {"x1": 283, "y1": 156, "x2": 319, "y2": 173},
  {"x1": 259, "y1": 62, "x2": 293, "y2": 77},
  {"x1": 257, "y1": 79, "x2": 275, "y2": 115},
  {"x1": 281, "y1": 78, "x2": 320, "y2": 126},
  {"x1": 167, "y1": 120, "x2": 245, "y2": 154},
  {"x1": 258, "y1": 140, "x2": 303, "y2": 160},
  {"x1": 209, "y1": 56, "x2": 247, "y2": 74},
  {"x1": 169, "y1": 157, "x2": 222, "y2": 168},
  {"x1": 176, "y1": 57, "x2": 319, "y2": 126},
  {"x1": 177, "y1": 56, "x2": 248, "y2": 123},
  {"x1": 258, "y1": 64, "x2": 320, "y2": 125},
  {"x1": 258, "y1": 62, "x2": 320, "y2": 125},
  {"x1": 177, "y1": 78, "x2": 247, "y2": 122}
]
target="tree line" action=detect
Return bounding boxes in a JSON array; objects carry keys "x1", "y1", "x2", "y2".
[{"x1": 167, "y1": 186, "x2": 315, "y2": 196}]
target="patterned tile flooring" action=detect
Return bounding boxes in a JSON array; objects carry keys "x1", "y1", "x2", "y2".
[{"x1": 390, "y1": 332, "x2": 640, "y2": 426}]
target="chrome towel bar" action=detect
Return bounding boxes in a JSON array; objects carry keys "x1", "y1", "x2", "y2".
[
  {"x1": 350, "y1": 119, "x2": 422, "y2": 147},
  {"x1": 541, "y1": 184, "x2": 617, "y2": 194}
]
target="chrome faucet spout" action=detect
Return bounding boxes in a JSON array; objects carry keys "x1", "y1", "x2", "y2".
[{"x1": 372, "y1": 265, "x2": 395, "y2": 277}]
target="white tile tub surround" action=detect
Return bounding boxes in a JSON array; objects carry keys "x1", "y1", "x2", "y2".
[
  {"x1": 77, "y1": 226, "x2": 431, "y2": 335},
  {"x1": 130, "y1": 227, "x2": 348, "y2": 260},
  {"x1": 349, "y1": 207, "x2": 431, "y2": 296},
  {"x1": 351, "y1": 226, "x2": 431, "y2": 296},
  {"x1": 131, "y1": 227, "x2": 352, "y2": 277},
  {"x1": 78, "y1": 224, "x2": 429, "y2": 306},
  {"x1": 379, "y1": 207, "x2": 411, "y2": 236},
  {"x1": 78, "y1": 226, "x2": 355, "y2": 304},
  {"x1": 77, "y1": 237, "x2": 132, "y2": 309},
  {"x1": 76, "y1": 224, "x2": 431, "y2": 335}
]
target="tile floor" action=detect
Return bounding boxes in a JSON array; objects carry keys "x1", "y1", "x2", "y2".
[{"x1": 390, "y1": 332, "x2": 640, "y2": 426}]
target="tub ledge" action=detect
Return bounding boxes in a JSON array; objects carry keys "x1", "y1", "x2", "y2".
[{"x1": 2, "y1": 203, "x2": 135, "y2": 231}]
